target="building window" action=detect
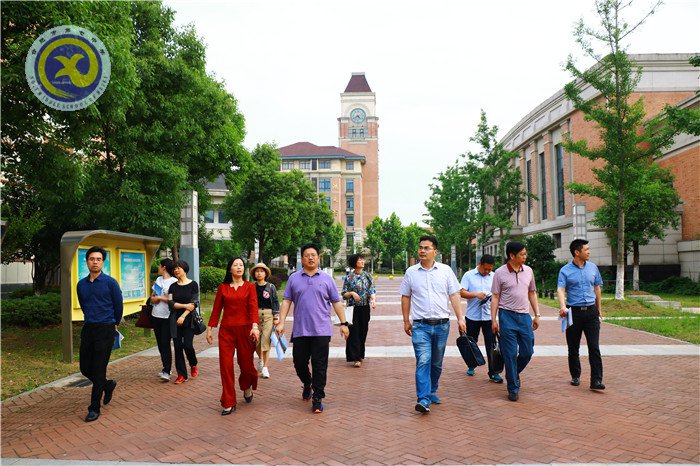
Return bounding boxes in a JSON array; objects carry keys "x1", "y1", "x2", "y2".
[
  {"x1": 204, "y1": 210, "x2": 215, "y2": 223},
  {"x1": 299, "y1": 160, "x2": 311, "y2": 170},
  {"x1": 281, "y1": 161, "x2": 294, "y2": 170},
  {"x1": 555, "y1": 144, "x2": 565, "y2": 216},
  {"x1": 351, "y1": 128, "x2": 357, "y2": 138},
  {"x1": 311, "y1": 177, "x2": 317, "y2": 190},
  {"x1": 346, "y1": 179, "x2": 354, "y2": 193},
  {"x1": 360, "y1": 128, "x2": 365, "y2": 138},
  {"x1": 319, "y1": 178, "x2": 331, "y2": 193},
  {"x1": 346, "y1": 233, "x2": 354, "y2": 252},
  {"x1": 346, "y1": 215, "x2": 354, "y2": 227},
  {"x1": 539, "y1": 152, "x2": 547, "y2": 220},
  {"x1": 526, "y1": 159, "x2": 533, "y2": 223},
  {"x1": 346, "y1": 198, "x2": 354, "y2": 210},
  {"x1": 218, "y1": 210, "x2": 229, "y2": 224},
  {"x1": 553, "y1": 233, "x2": 562, "y2": 249},
  {"x1": 311, "y1": 159, "x2": 317, "y2": 170},
  {"x1": 319, "y1": 160, "x2": 331, "y2": 169},
  {"x1": 346, "y1": 161, "x2": 354, "y2": 170},
  {"x1": 325, "y1": 196, "x2": 331, "y2": 206}
]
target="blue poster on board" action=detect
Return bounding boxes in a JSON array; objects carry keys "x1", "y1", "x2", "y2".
[{"x1": 120, "y1": 251, "x2": 146, "y2": 300}]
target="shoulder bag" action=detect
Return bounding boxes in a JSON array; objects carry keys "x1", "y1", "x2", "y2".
[
  {"x1": 135, "y1": 299, "x2": 154, "y2": 329},
  {"x1": 491, "y1": 331, "x2": 504, "y2": 373},
  {"x1": 191, "y1": 304, "x2": 206, "y2": 335},
  {"x1": 456, "y1": 331, "x2": 485, "y2": 368}
]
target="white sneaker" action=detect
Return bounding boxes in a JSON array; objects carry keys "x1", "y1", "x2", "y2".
[
  {"x1": 257, "y1": 360, "x2": 263, "y2": 372},
  {"x1": 159, "y1": 371, "x2": 170, "y2": 381},
  {"x1": 261, "y1": 366, "x2": 270, "y2": 378}
]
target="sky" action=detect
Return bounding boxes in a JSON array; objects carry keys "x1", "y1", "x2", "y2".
[{"x1": 165, "y1": 0, "x2": 700, "y2": 227}]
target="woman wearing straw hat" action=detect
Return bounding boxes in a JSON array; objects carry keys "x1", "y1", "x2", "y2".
[{"x1": 250, "y1": 262, "x2": 280, "y2": 379}]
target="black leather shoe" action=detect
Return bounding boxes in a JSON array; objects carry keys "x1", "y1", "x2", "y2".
[
  {"x1": 85, "y1": 410, "x2": 100, "y2": 422},
  {"x1": 244, "y1": 388, "x2": 253, "y2": 403},
  {"x1": 221, "y1": 406, "x2": 236, "y2": 416},
  {"x1": 103, "y1": 380, "x2": 117, "y2": 405},
  {"x1": 507, "y1": 391, "x2": 519, "y2": 402},
  {"x1": 590, "y1": 381, "x2": 606, "y2": 390},
  {"x1": 571, "y1": 377, "x2": 581, "y2": 386}
]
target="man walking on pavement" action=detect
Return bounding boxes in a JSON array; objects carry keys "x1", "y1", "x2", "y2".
[
  {"x1": 460, "y1": 254, "x2": 502, "y2": 383},
  {"x1": 276, "y1": 243, "x2": 350, "y2": 414},
  {"x1": 557, "y1": 239, "x2": 605, "y2": 390},
  {"x1": 76, "y1": 246, "x2": 123, "y2": 422},
  {"x1": 491, "y1": 241, "x2": 541, "y2": 402},
  {"x1": 400, "y1": 235, "x2": 467, "y2": 414}
]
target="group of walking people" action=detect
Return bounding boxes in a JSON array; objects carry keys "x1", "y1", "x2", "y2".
[
  {"x1": 77, "y1": 234, "x2": 604, "y2": 421},
  {"x1": 401, "y1": 235, "x2": 604, "y2": 413}
]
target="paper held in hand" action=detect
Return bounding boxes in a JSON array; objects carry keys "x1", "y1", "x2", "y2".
[{"x1": 560, "y1": 308, "x2": 573, "y2": 332}]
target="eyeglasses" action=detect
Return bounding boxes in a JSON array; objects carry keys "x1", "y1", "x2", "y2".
[{"x1": 418, "y1": 246, "x2": 434, "y2": 251}]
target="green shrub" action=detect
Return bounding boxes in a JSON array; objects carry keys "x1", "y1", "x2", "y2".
[
  {"x1": 151, "y1": 257, "x2": 162, "y2": 274},
  {"x1": 270, "y1": 267, "x2": 288, "y2": 280},
  {"x1": 199, "y1": 266, "x2": 226, "y2": 293},
  {"x1": 644, "y1": 276, "x2": 700, "y2": 295},
  {"x1": 2, "y1": 293, "x2": 62, "y2": 327},
  {"x1": 9, "y1": 287, "x2": 35, "y2": 299}
]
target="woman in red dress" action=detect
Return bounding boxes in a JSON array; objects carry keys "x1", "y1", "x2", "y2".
[{"x1": 206, "y1": 257, "x2": 260, "y2": 415}]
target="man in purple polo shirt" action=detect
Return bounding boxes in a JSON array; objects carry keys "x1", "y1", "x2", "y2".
[
  {"x1": 491, "y1": 241, "x2": 541, "y2": 402},
  {"x1": 276, "y1": 243, "x2": 350, "y2": 414}
]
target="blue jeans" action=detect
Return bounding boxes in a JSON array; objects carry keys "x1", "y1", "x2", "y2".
[
  {"x1": 498, "y1": 309, "x2": 534, "y2": 393},
  {"x1": 411, "y1": 320, "x2": 450, "y2": 407}
]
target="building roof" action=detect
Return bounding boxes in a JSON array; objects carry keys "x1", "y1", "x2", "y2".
[
  {"x1": 278, "y1": 141, "x2": 365, "y2": 160},
  {"x1": 205, "y1": 174, "x2": 227, "y2": 190},
  {"x1": 344, "y1": 72, "x2": 372, "y2": 93}
]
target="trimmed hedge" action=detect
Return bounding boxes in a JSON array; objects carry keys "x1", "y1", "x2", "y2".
[
  {"x1": 643, "y1": 276, "x2": 700, "y2": 296},
  {"x1": 199, "y1": 266, "x2": 226, "y2": 293},
  {"x1": 2, "y1": 292, "x2": 61, "y2": 327}
]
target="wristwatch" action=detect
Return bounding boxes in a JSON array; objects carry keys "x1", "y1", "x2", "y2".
[{"x1": 340, "y1": 322, "x2": 350, "y2": 326}]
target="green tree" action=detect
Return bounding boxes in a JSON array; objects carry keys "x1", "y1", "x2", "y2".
[
  {"x1": 223, "y1": 144, "x2": 333, "y2": 263},
  {"x1": 381, "y1": 213, "x2": 406, "y2": 274},
  {"x1": 464, "y1": 110, "x2": 532, "y2": 259},
  {"x1": 325, "y1": 223, "x2": 345, "y2": 267},
  {"x1": 590, "y1": 163, "x2": 680, "y2": 291},
  {"x1": 525, "y1": 233, "x2": 557, "y2": 289},
  {"x1": 425, "y1": 162, "x2": 479, "y2": 267},
  {"x1": 1, "y1": 2, "x2": 247, "y2": 291},
  {"x1": 404, "y1": 223, "x2": 429, "y2": 265},
  {"x1": 564, "y1": 0, "x2": 683, "y2": 299},
  {"x1": 363, "y1": 216, "x2": 385, "y2": 273}
]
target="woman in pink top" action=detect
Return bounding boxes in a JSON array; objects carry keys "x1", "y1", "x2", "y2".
[{"x1": 206, "y1": 257, "x2": 260, "y2": 415}]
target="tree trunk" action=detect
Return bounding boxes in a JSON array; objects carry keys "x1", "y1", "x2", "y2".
[
  {"x1": 615, "y1": 191, "x2": 626, "y2": 300},
  {"x1": 172, "y1": 242, "x2": 179, "y2": 261},
  {"x1": 391, "y1": 257, "x2": 394, "y2": 275},
  {"x1": 632, "y1": 240, "x2": 640, "y2": 292}
]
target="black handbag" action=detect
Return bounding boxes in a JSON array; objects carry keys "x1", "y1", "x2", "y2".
[
  {"x1": 456, "y1": 332, "x2": 485, "y2": 368},
  {"x1": 135, "y1": 300, "x2": 154, "y2": 329},
  {"x1": 191, "y1": 305, "x2": 206, "y2": 335},
  {"x1": 491, "y1": 331, "x2": 504, "y2": 373}
]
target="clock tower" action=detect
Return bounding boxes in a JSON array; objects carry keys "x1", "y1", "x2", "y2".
[{"x1": 339, "y1": 72, "x2": 379, "y2": 231}]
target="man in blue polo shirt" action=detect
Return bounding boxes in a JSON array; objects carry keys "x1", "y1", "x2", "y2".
[
  {"x1": 76, "y1": 246, "x2": 123, "y2": 422},
  {"x1": 460, "y1": 254, "x2": 502, "y2": 382},
  {"x1": 557, "y1": 239, "x2": 605, "y2": 390},
  {"x1": 276, "y1": 243, "x2": 350, "y2": 414}
]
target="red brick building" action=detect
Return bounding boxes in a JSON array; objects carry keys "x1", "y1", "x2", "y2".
[{"x1": 487, "y1": 53, "x2": 699, "y2": 281}]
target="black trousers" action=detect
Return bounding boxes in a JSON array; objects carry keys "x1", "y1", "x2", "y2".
[
  {"x1": 566, "y1": 307, "x2": 603, "y2": 382},
  {"x1": 79, "y1": 323, "x2": 114, "y2": 413},
  {"x1": 152, "y1": 316, "x2": 172, "y2": 374},
  {"x1": 173, "y1": 325, "x2": 198, "y2": 378},
  {"x1": 346, "y1": 305, "x2": 370, "y2": 362},
  {"x1": 292, "y1": 336, "x2": 330, "y2": 400},
  {"x1": 466, "y1": 317, "x2": 499, "y2": 376}
]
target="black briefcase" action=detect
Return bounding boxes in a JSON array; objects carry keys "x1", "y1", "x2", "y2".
[
  {"x1": 491, "y1": 332, "x2": 504, "y2": 373},
  {"x1": 456, "y1": 332, "x2": 485, "y2": 367}
]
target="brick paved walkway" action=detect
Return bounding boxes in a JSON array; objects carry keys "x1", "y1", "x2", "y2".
[{"x1": 2, "y1": 276, "x2": 699, "y2": 465}]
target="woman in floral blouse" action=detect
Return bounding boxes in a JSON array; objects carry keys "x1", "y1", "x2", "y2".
[{"x1": 341, "y1": 254, "x2": 376, "y2": 367}]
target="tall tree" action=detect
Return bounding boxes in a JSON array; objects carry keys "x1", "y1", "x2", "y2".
[
  {"x1": 564, "y1": 0, "x2": 682, "y2": 299},
  {"x1": 224, "y1": 144, "x2": 334, "y2": 263},
  {"x1": 325, "y1": 223, "x2": 345, "y2": 267},
  {"x1": 464, "y1": 110, "x2": 532, "y2": 259},
  {"x1": 381, "y1": 213, "x2": 406, "y2": 274},
  {"x1": 404, "y1": 223, "x2": 429, "y2": 265},
  {"x1": 363, "y1": 216, "x2": 385, "y2": 274},
  {"x1": 425, "y1": 162, "x2": 479, "y2": 265},
  {"x1": 1, "y1": 1, "x2": 247, "y2": 291},
  {"x1": 525, "y1": 233, "x2": 557, "y2": 289}
]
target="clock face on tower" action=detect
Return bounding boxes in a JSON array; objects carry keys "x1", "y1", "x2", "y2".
[{"x1": 350, "y1": 108, "x2": 366, "y2": 124}]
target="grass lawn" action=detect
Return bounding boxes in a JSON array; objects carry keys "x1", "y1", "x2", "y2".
[
  {"x1": 1, "y1": 296, "x2": 215, "y2": 401},
  {"x1": 538, "y1": 294, "x2": 700, "y2": 344}
]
